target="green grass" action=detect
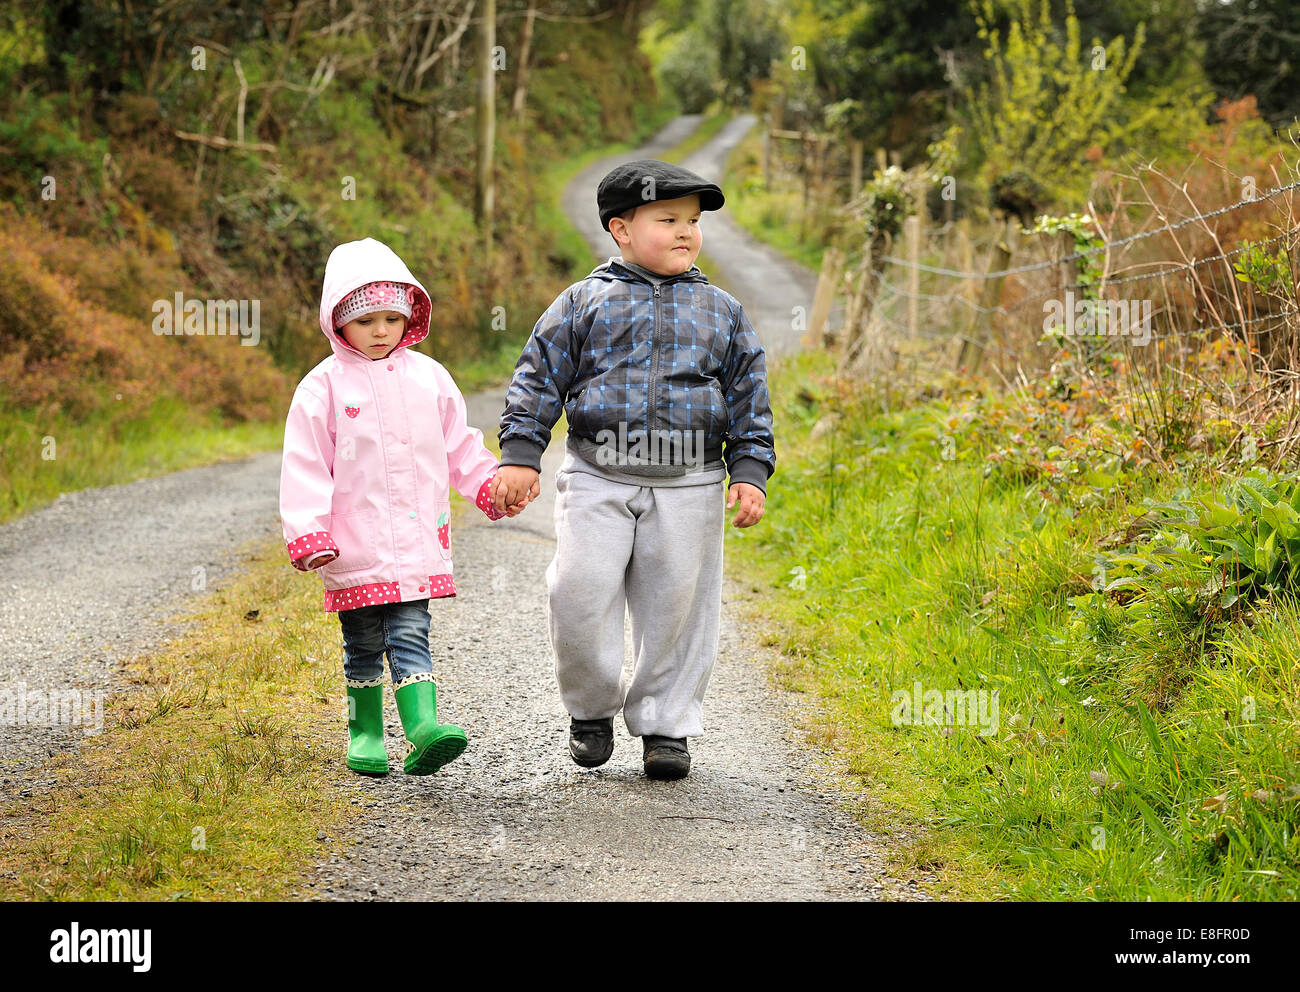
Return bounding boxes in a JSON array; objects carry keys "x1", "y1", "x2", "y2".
[
  {"x1": 659, "y1": 111, "x2": 732, "y2": 164},
  {"x1": 726, "y1": 350, "x2": 1300, "y2": 900},
  {"x1": 0, "y1": 397, "x2": 284, "y2": 525},
  {"x1": 0, "y1": 537, "x2": 355, "y2": 900},
  {"x1": 720, "y1": 122, "x2": 828, "y2": 273}
]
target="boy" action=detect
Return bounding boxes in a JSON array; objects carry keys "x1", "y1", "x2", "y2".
[{"x1": 493, "y1": 159, "x2": 775, "y2": 779}]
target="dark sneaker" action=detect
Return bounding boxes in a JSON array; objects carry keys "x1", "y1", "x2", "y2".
[
  {"x1": 642, "y1": 735, "x2": 691, "y2": 780},
  {"x1": 569, "y1": 717, "x2": 615, "y2": 768}
]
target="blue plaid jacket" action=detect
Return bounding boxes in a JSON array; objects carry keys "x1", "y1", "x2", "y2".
[{"x1": 498, "y1": 258, "x2": 775, "y2": 491}]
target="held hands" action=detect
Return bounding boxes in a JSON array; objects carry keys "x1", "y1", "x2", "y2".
[
  {"x1": 727, "y1": 483, "x2": 765, "y2": 528},
  {"x1": 492, "y1": 465, "x2": 541, "y2": 515}
]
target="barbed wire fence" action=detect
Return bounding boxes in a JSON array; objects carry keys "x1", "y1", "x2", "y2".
[{"x1": 807, "y1": 177, "x2": 1300, "y2": 406}]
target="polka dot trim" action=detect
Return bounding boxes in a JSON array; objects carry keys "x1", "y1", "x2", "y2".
[
  {"x1": 323, "y1": 575, "x2": 457, "y2": 613},
  {"x1": 403, "y1": 292, "x2": 431, "y2": 348},
  {"x1": 324, "y1": 581, "x2": 402, "y2": 612},
  {"x1": 287, "y1": 531, "x2": 338, "y2": 571},
  {"x1": 477, "y1": 475, "x2": 507, "y2": 521},
  {"x1": 393, "y1": 672, "x2": 436, "y2": 691},
  {"x1": 425, "y1": 574, "x2": 457, "y2": 598}
]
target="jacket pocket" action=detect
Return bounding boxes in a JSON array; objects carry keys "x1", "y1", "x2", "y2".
[
  {"x1": 706, "y1": 377, "x2": 727, "y2": 438},
  {"x1": 324, "y1": 509, "x2": 380, "y2": 573}
]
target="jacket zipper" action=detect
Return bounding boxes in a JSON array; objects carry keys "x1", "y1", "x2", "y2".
[{"x1": 646, "y1": 283, "x2": 662, "y2": 435}]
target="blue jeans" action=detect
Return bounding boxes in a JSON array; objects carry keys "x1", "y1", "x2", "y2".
[{"x1": 338, "y1": 599, "x2": 433, "y2": 688}]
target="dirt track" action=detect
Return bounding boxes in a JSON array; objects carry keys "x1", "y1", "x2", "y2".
[{"x1": 0, "y1": 116, "x2": 924, "y2": 901}]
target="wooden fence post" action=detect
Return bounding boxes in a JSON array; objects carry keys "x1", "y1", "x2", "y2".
[
  {"x1": 840, "y1": 233, "x2": 889, "y2": 372},
  {"x1": 904, "y1": 215, "x2": 920, "y2": 338},
  {"x1": 807, "y1": 246, "x2": 845, "y2": 347},
  {"x1": 954, "y1": 217, "x2": 977, "y2": 356},
  {"x1": 763, "y1": 90, "x2": 785, "y2": 190},
  {"x1": 957, "y1": 219, "x2": 1016, "y2": 372},
  {"x1": 1058, "y1": 230, "x2": 1076, "y2": 301},
  {"x1": 800, "y1": 131, "x2": 812, "y2": 239}
]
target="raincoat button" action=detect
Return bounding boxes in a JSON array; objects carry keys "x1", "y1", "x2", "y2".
[
  {"x1": 387, "y1": 363, "x2": 394, "y2": 371},
  {"x1": 401, "y1": 438, "x2": 408, "y2": 444},
  {"x1": 419, "y1": 585, "x2": 426, "y2": 593},
  {"x1": 409, "y1": 511, "x2": 417, "y2": 519}
]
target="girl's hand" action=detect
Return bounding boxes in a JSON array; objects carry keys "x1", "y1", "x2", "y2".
[{"x1": 493, "y1": 467, "x2": 540, "y2": 511}]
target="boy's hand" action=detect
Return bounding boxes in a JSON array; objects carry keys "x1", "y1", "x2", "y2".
[
  {"x1": 493, "y1": 465, "x2": 540, "y2": 512},
  {"x1": 726, "y1": 483, "x2": 765, "y2": 528}
]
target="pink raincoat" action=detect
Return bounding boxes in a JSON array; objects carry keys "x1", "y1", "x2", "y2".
[{"x1": 279, "y1": 238, "x2": 504, "y2": 612}]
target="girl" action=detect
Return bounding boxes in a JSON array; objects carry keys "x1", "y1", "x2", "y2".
[{"x1": 280, "y1": 238, "x2": 534, "y2": 776}]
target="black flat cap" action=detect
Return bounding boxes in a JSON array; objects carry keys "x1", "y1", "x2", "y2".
[{"x1": 597, "y1": 158, "x2": 725, "y2": 230}]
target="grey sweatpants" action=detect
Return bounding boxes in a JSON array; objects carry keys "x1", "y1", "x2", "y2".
[{"x1": 546, "y1": 463, "x2": 724, "y2": 739}]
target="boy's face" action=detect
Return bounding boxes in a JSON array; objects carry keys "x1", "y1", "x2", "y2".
[
  {"x1": 339, "y1": 310, "x2": 408, "y2": 359},
  {"x1": 609, "y1": 193, "x2": 702, "y2": 276}
]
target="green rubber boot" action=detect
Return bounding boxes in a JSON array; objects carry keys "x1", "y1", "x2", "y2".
[
  {"x1": 394, "y1": 678, "x2": 467, "y2": 775},
  {"x1": 346, "y1": 684, "x2": 389, "y2": 775}
]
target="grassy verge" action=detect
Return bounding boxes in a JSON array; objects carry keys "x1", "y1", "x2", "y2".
[
  {"x1": 0, "y1": 397, "x2": 284, "y2": 526},
  {"x1": 659, "y1": 111, "x2": 733, "y2": 164},
  {"x1": 0, "y1": 537, "x2": 354, "y2": 900},
  {"x1": 725, "y1": 350, "x2": 1300, "y2": 900},
  {"x1": 720, "y1": 123, "x2": 827, "y2": 273}
]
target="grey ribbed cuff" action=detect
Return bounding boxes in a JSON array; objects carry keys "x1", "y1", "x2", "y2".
[
  {"x1": 498, "y1": 437, "x2": 546, "y2": 472},
  {"x1": 726, "y1": 456, "x2": 770, "y2": 494}
]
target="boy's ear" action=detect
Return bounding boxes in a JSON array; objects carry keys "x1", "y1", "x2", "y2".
[{"x1": 608, "y1": 216, "x2": 631, "y2": 246}]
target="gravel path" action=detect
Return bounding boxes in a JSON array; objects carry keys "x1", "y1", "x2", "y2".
[
  {"x1": 1, "y1": 116, "x2": 925, "y2": 900},
  {"x1": 0, "y1": 454, "x2": 281, "y2": 796},
  {"x1": 299, "y1": 388, "x2": 922, "y2": 900}
]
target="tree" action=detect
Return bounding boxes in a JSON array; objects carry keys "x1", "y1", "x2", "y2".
[
  {"x1": 793, "y1": 0, "x2": 984, "y2": 162},
  {"x1": 958, "y1": 0, "x2": 1150, "y2": 211},
  {"x1": 1196, "y1": 0, "x2": 1300, "y2": 130}
]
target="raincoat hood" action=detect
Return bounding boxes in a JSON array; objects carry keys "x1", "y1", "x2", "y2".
[{"x1": 319, "y1": 238, "x2": 433, "y2": 358}]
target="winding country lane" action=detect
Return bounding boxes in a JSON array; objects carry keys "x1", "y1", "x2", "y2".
[{"x1": 0, "y1": 116, "x2": 925, "y2": 901}]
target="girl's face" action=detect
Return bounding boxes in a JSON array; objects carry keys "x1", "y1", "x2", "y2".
[{"x1": 339, "y1": 310, "x2": 408, "y2": 359}]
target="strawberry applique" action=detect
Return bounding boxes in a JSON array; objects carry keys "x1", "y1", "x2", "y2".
[
  {"x1": 437, "y1": 511, "x2": 450, "y2": 550},
  {"x1": 344, "y1": 403, "x2": 361, "y2": 419}
]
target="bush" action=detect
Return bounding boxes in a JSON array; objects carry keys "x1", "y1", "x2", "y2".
[{"x1": 657, "y1": 27, "x2": 719, "y2": 113}]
